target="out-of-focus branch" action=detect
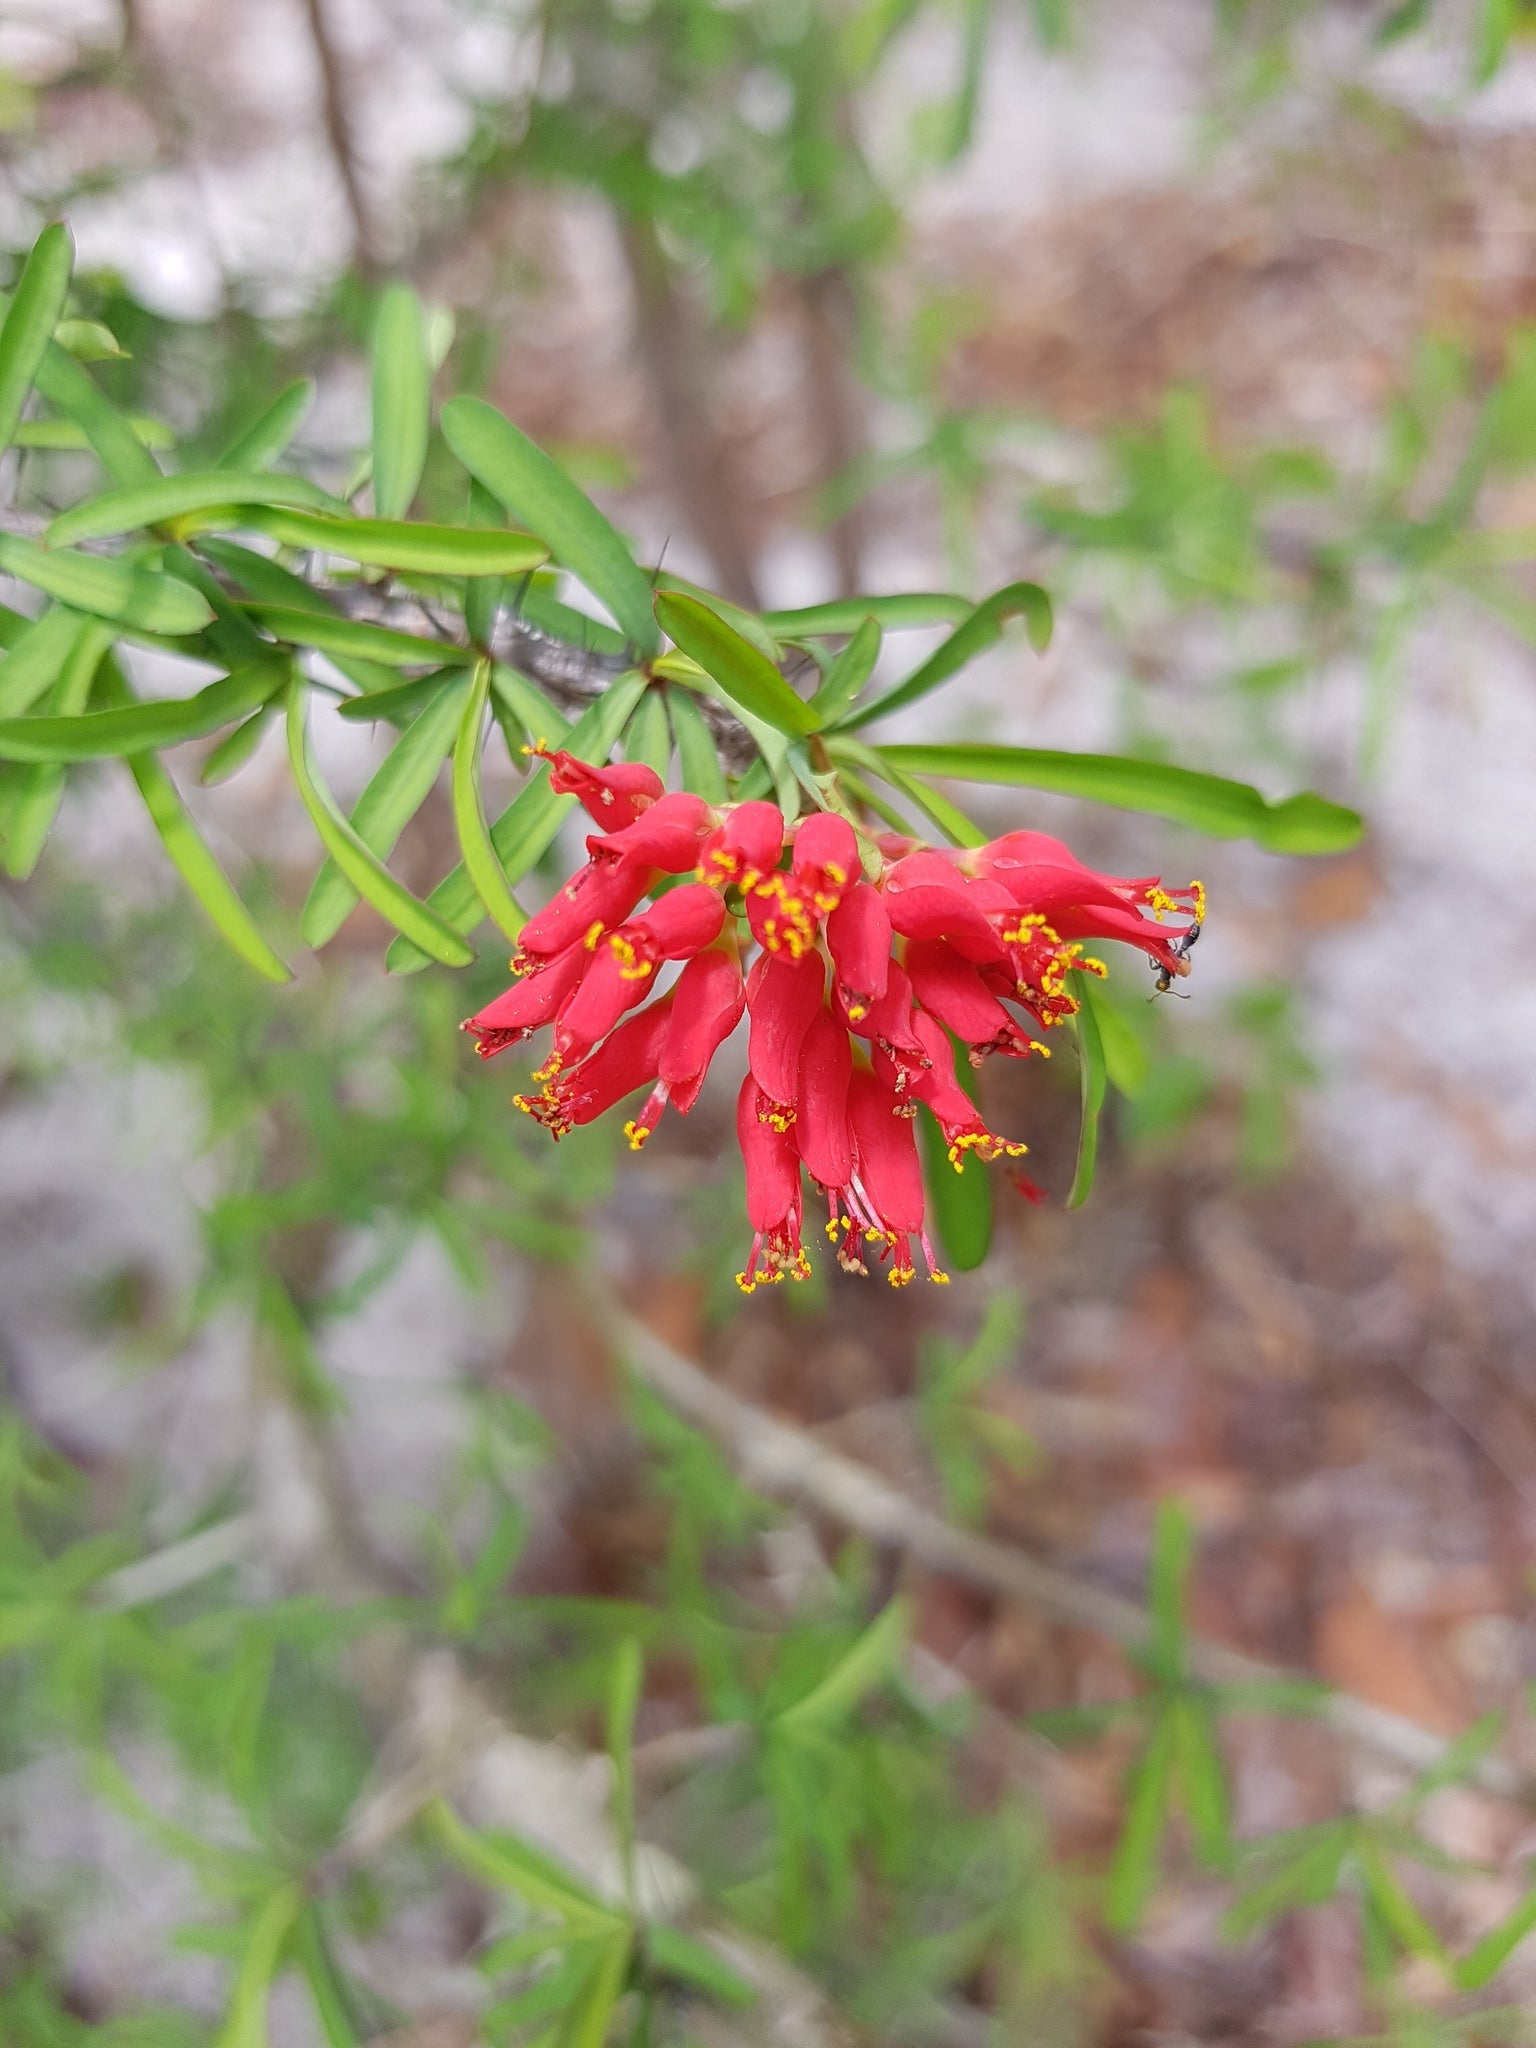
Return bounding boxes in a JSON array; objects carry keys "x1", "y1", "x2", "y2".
[
  {"x1": 605, "y1": 1302, "x2": 1536, "y2": 1808},
  {"x1": 799, "y1": 269, "x2": 866, "y2": 600},
  {"x1": 299, "y1": 0, "x2": 382, "y2": 277}
]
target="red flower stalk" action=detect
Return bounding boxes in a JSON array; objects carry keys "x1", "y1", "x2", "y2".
[{"x1": 466, "y1": 757, "x2": 1205, "y2": 1290}]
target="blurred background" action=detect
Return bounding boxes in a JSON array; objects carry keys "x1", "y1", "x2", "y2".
[{"x1": 4, "y1": 2, "x2": 1536, "y2": 2042}]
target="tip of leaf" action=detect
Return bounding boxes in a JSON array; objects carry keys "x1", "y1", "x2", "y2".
[{"x1": 1257, "y1": 793, "x2": 1365, "y2": 855}]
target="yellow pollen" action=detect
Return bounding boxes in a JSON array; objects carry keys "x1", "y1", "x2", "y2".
[
  {"x1": 930, "y1": 1270, "x2": 951, "y2": 1286},
  {"x1": 1190, "y1": 879, "x2": 1207, "y2": 923},
  {"x1": 583, "y1": 920, "x2": 604, "y2": 951},
  {"x1": 532, "y1": 1049, "x2": 562, "y2": 1083},
  {"x1": 623, "y1": 1120, "x2": 651, "y2": 1151},
  {"x1": 734, "y1": 1270, "x2": 757, "y2": 1294},
  {"x1": 846, "y1": 1001, "x2": 868, "y2": 1022},
  {"x1": 889, "y1": 1265, "x2": 915, "y2": 1288}
]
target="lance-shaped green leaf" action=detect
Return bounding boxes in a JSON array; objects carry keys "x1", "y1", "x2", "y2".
[
  {"x1": 31, "y1": 332, "x2": 160, "y2": 486},
  {"x1": 0, "y1": 656, "x2": 285, "y2": 760},
  {"x1": 606, "y1": 1638, "x2": 644, "y2": 1909},
  {"x1": 200, "y1": 706, "x2": 274, "y2": 786},
  {"x1": 512, "y1": 580, "x2": 628, "y2": 656},
  {"x1": 371, "y1": 283, "x2": 430, "y2": 521},
  {"x1": 667, "y1": 684, "x2": 727, "y2": 803},
  {"x1": 623, "y1": 686, "x2": 671, "y2": 777},
  {"x1": 427, "y1": 1799, "x2": 620, "y2": 1928},
  {"x1": 336, "y1": 669, "x2": 457, "y2": 727},
  {"x1": 0, "y1": 534, "x2": 212, "y2": 637},
  {"x1": 103, "y1": 666, "x2": 292, "y2": 984},
  {"x1": 646, "y1": 1924, "x2": 755, "y2": 2008},
  {"x1": 45, "y1": 471, "x2": 340, "y2": 548},
  {"x1": 489, "y1": 663, "x2": 568, "y2": 746},
  {"x1": 835, "y1": 736, "x2": 984, "y2": 847},
  {"x1": 1222, "y1": 1824, "x2": 1349, "y2": 1941},
  {"x1": 54, "y1": 318, "x2": 126, "y2": 361},
  {"x1": 917, "y1": 1099, "x2": 993, "y2": 1274},
  {"x1": 300, "y1": 678, "x2": 468, "y2": 946},
  {"x1": 1066, "y1": 966, "x2": 1107, "y2": 1210},
  {"x1": 286, "y1": 681, "x2": 475, "y2": 966},
  {"x1": 0, "y1": 606, "x2": 81, "y2": 718},
  {"x1": 442, "y1": 396, "x2": 660, "y2": 653},
  {"x1": 762, "y1": 593, "x2": 971, "y2": 636},
  {"x1": 882, "y1": 742, "x2": 1365, "y2": 853},
  {"x1": 1357, "y1": 1836, "x2": 1447, "y2": 1964},
  {"x1": 655, "y1": 591, "x2": 818, "y2": 739},
  {"x1": 294, "y1": 1904, "x2": 362, "y2": 2048},
  {"x1": 1104, "y1": 1709, "x2": 1177, "y2": 1934},
  {"x1": 838, "y1": 581, "x2": 1053, "y2": 731},
  {"x1": 0, "y1": 615, "x2": 113, "y2": 878},
  {"x1": 214, "y1": 1881, "x2": 305, "y2": 2048},
  {"x1": 244, "y1": 604, "x2": 458, "y2": 668},
  {"x1": 1084, "y1": 980, "x2": 1149, "y2": 1098},
  {"x1": 808, "y1": 615, "x2": 881, "y2": 724},
  {"x1": 557, "y1": 1932, "x2": 633, "y2": 2048},
  {"x1": 1456, "y1": 1884, "x2": 1536, "y2": 1990},
  {"x1": 243, "y1": 505, "x2": 548, "y2": 578},
  {"x1": 12, "y1": 413, "x2": 173, "y2": 451},
  {"x1": 451, "y1": 661, "x2": 527, "y2": 943},
  {"x1": 217, "y1": 378, "x2": 314, "y2": 472},
  {"x1": 776, "y1": 1597, "x2": 910, "y2": 1736},
  {"x1": 1172, "y1": 1698, "x2": 1231, "y2": 1869},
  {"x1": 386, "y1": 671, "x2": 646, "y2": 973},
  {"x1": 0, "y1": 221, "x2": 73, "y2": 455},
  {"x1": 197, "y1": 537, "x2": 331, "y2": 612}
]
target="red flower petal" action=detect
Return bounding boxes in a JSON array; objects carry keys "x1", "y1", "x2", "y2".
[
  {"x1": 795, "y1": 1007, "x2": 855, "y2": 1191},
  {"x1": 825, "y1": 881, "x2": 891, "y2": 1020},
  {"x1": 533, "y1": 746, "x2": 663, "y2": 829},
  {"x1": 746, "y1": 947, "x2": 826, "y2": 1111}
]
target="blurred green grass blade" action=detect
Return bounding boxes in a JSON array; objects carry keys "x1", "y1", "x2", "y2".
[
  {"x1": 606, "y1": 1638, "x2": 644, "y2": 1906},
  {"x1": 0, "y1": 615, "x2": 113, "y2": 878},
  {"x1": 286, "y1": 680, "x2": 475, "y2": 966},
  {"x1": 200, "y1": 705, "x2": 275, "y2": 786},
  {"x1": 556, "y1": 1932, "x2": 633, "y2": 2048},
  {"x1": 1148, "y1": 1498, "x2": 1195, "y2": 1679},
  {"x1": 667, "y1": 684, "x2": 726, "y2": 802},
  {"x1": 763, "y1": 593, "x2": 970, "y2": 635},
  {"x1": 294, "y1": 1904, "x2": 362, "y2": 2048},
  {"x1": 0, "y1": 221, "x2": 73, "y2": 455},
  {"x1": 217, "y1": 378, "x2": 315, "y2": 472},
  {"x1": 623, "y1": 686, "x2": 671, "y2": 778},
  {"x1": 777, "y1": 1597, "x2": 910, "y2": 1735},
  {"x1": 442, "y1": 396, "x2": 660, "y2": 654},
  {"x1": 838, "y1": 581, "x2": 1053, "y2": 732},
  {"x1": 371, "y1": 283, "x2": 430, "y2": 521},
  {"x1": 12, "y1": 412, "x2": 173, "y2": 451},
  {"x1": 214, "y1": 1881, "x2": 304, "y2": 2048},
  {"x1": 1104, "y1": 1710, "x2": 1176, "y2": 1934},
  {"x1": 0, "y1": 533, "x2": 213, "y2": 637},
  {"x1": 1172, "y1": 1698, "x2": 1231, "y2": 1869},
  {"x1": 243, "y1": 603, "x2": 459, "y2": 668},
  {"x1": 880, "y1": 742, "x2": 1364, "y2": 852},
  {"x1": 451, "y1": 660, "x2": 527, "y2": 944},
  {"x1": 1223, "y1": 1826, "x2": 1349, "y2": 1941},
  {"x1": 292, "y1": 696, "x2": 465, "y2": 948},
  {"x1": 655, "y1": 591, "x2": 818, "y2": 738},
  {"x1": 1357, "y1": 1836, "x2": 1447, "y2": 1963},
  {"x1": 1455, "y1": 1884, "x2": 1536, "y2": 1990},
  {"x1": 426, "y1": 1799, "x2": 618, "y2": 1925},
  {"x1": 0, "y1": 606, "x2": 80, "y2": 717},
  {"x1": 1066, "y1": 966, "x2": 1107, "y2": 1210},
  {"x1": 646, "y1": 1923, "x2": 755, "y2": 2007},
  {"x1": 45, "y1": 471, "x2": 340, "y2": 547},
  {"x1": 386, "y1": 670, "x2": 646, "y2": 973},
  {"x1": 808, "y1": 615, "x2": 881, "y2": 724},
  {"x1": 0, "y1": 656, "x2": 285, "y2": 760},
  {"x1": 917, "y1": 1101, "x2": 993, "y2": 1275},
  {"x1": 243, "y1": 505, "x2": 548, "y2": 578}
]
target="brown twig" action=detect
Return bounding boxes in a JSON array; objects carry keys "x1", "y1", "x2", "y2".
[
  {"x1": 799, "y1": 269, "x2": 866, "y2": 600},
  {"x1": 299, "y1": 0, "x2": 382, "y2": 277}
]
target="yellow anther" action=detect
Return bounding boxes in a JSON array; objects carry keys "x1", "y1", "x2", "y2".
[
  {"x1": 623, "y1": 1121, "x2": 651, "y2": 1151},
  {"x1": 929, "y1": 1270, "x2": 951, "y2": 1286},
  {"x1": 1190, "y1": 879, "x2": 1207, "y2": 923},
  {"x1": 583, "y1": 920, "x2": 605, "y2": 951}
]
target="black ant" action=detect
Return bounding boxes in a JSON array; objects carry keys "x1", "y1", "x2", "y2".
[{"x1": 1150, "y1": 919, "x2": 1201, "y2": 1000}]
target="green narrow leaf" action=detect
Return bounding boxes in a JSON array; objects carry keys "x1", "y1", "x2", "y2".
[
  {"x1": 880, "y1": 743, "x2": 1364, "y2": 853},
  {"x1": 200, "y1": 706, "x2": 275, "y2": 785},
  {"x1": 31, "y1": 332, "x2": 161, "y2": 486},
  {"x1": 512, "y1": 580, "x2": 628, "y2": 657},
  {"x1": 808, "y1": 615, "x2": 881, "y2": 724},
  {"x1": 667, "y1": 685, "x2": 726, "y2": 803},
  {"x1": 1357, "y1": 1837, "x2": 1447, "y2": 1964},
  {"x1": 426, "y1": 1799, "x2": 618, "y2": 1926},
  {"x1": 45, "y1": 472, "x2": 339, "y2": 548},
  {"x1": 916, "y1": 1098, "x2": 993, "y2": 1274},
  {"x1": 196, "y1": 537, "x2": 331, "y2": 612},
  {"x1": 655, "y1": 571, "x2": 780, "y2": 661},
  {"x1": 54, "y1": 318, "x2": 127, "y2": 361},
  {"x1": 777, "y1": 1597, "x2": 911, "y2": 1735},
  {"x1": 243, "y1": 506, "x2": 549, "y2": 578},
  {"x1": 489, "y1": 663, "x2": 569, "y2": 748},
  {"x1": 655, "y1": 591, "x2": 818, "y2": 739},
  {"x1": 1147, "y1": 1499, "x2": 1195, "y2": 1681},
  {"x1": 762, "y1": 593, "x2": 971, "y2": 635},
  {"x1": 285, "y1": 680, "x2": 475, "y2": 966},
  {"x1": 1080, "y1": 977, "x2": 1149, "y2": 1098},
  {"x1": 1065, "y1": 966, "x2": 1107, "y2": 1210},
  {"x1": 555, "y1": 1931, "x2": 633, "y2": 2048},
  {"x1": 293, "y1": 1904, "x2": 362, "y2": 2048},
  {"x1": 624, "y1": 687, "x2": 671, "y2": 778},
  {"x1": 0, "y1": 606, "x2": 80, "y2": 717},
  {"x1": 217, "y1": 379, "x2": 315, "y2": 472},
  {"x1": 386, "y1": 671, "x2": 646, "y2": 973},
  {"x1": 1456, "y1": 1884, "x2": 1536, "y2": 1991},
  {"x1": 0, "y1": 221, "x2": 73, "y2": 455},
  {"x1": 243, "y1": 604, "x2": 457, "y2": 668},
  {"x1": 607, "y1": 1638, "x2": 644, "y2": 1909},
  {"x1": 1104, "y1": 1710, "x2": 1177, "y2": 1934},
  {"x1": 1222, "y1": 1826, "x2": 1349, "y2": 1941},
  {"x1": 464, "y1": 475, "x2": 505, "y2": 649},
  {"x1": 451, "y1": 659, "x2": 528, "y2": 943},
  {"x1": 837, "y1": 582, "x2": 1053, "y2": 732},
  {"x1": 336, "y1": 668, "x2": 463, "y2": 728},
  {"x1": 441, "y1": 396, "x2": 660, "y2": 654},
  {"x1": 371, "y1": 283, "x2": 431, "y2": 521},
  {"x1": 301, "y1": 675, "x2": 468, "y2": 947},
  {"x1": 214, "y1": 1883, "x2": 304, "y2": 2048},
  {"x1": 0, "y1": 615, "x2": 113, "y2": 878},
  {"x1": 1172, "y1": 1698, "x2": 1231, "y2": 1869},
  {"x1": 0, "y1": 656, "x2": 285, "y2": 760},
  {"x1": 645, "y1": 1923, "x2": 755, "y2": 2007},
  {"x1": 844, "y1": 740, "x2": 985, "y2": 847},
  {"x1": 11, "y1": 413, "x2": 173, "y2": 451},
  {"x1": 0, "y1": 534, "x2": 213, "y2": 637}
]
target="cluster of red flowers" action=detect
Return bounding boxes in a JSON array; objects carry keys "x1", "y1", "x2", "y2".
[{"x1": 463, "y1": 748, "x2": 1205, "y2": 1292}]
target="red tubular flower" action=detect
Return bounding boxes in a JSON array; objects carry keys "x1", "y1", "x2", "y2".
[
  {"x1": 512, "y1": 858, "x2": 654, "y2": 970},
  {"x1": 825, "y1": 881, "x2": 891, "y2": 1022},
  {"x1": 697, "y1": 800, "x2": 785, "y2": 889},
  {"x1": 461, "y1": 940, "x2": 592, "y2": 1059},
  {"x1": 554, "y1": 883, "x2": 726, "y2": 1061},
  {"x1": 515, "y1": 996, "x2": 674, "y2": 1139},
  {"x1": 736, "y1": 1075, "x2": 810, "y2": 1292},
  {"x1": 894, "y1": 1011, "x2": 1029, "y2": 1170},
  {"x1": 846, "y1": 1067, "x2": 948, "y2": 1287},
  {"x1": 746, "y1": 947, "x2": 825, "y2": 1123},
  {"x1": 904, "y1": 938, "x2": 1045, "y2": 1062},
  {"x1": 531, "y1": 745, "x2": 663, "y2": 829},
  {"x1": 838, "y1": 957, "x2": 926, "y2": 1069},
  {"x1": 624, "y1": 944, "x2": 745, "y2": 1150},
  {"x1": 790, "y1": 810, "x2": 858, "y2": 916},
  {"x1": 589, "y1": 791, "x2": 717, "y2": 873}
]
